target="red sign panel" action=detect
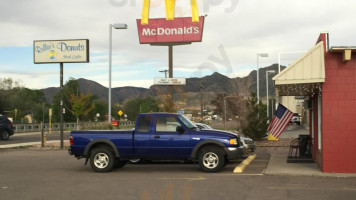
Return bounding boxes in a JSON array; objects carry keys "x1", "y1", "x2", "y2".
[
  {"x1": 111, "y1": 121, "x2": 119, "y2": 127},
  {"x1": 137, "y1": 17, "x2": 204, "y2": 44}
]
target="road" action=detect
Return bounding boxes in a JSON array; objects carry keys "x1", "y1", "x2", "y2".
[
  {"x1": 0, "y1": 131, "x2": 70, "y2": 145},
  {"x1": 0, "y1": 149, "x2": 355, "y2": 200}
]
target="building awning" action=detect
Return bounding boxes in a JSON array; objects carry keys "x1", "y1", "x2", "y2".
[{"x1": 272, "y1": 41, "x2": 325, "y2": 96}]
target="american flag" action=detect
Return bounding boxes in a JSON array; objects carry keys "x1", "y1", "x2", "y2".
[{"x1": 268, "y1": 104, "x2": 294, "y2": 138}]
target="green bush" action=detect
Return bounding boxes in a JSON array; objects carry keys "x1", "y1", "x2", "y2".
[{"x1": 241, "y1": 93, "x2": 269, "y2": 139}]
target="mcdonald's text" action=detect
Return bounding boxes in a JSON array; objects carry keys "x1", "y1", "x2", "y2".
[
  {"x1": 137, "y1": 17, "x2": 204, "y2": 44},
  {"x1": 142, "y1": 26, "x2": 199, "y2": 36}
]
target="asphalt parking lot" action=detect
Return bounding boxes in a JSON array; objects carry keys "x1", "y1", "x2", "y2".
[{"x1": 1, "y1": 148, "x2": 356, "y2": 200}]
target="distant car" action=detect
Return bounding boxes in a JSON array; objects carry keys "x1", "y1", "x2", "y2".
[
  {"x1": 0, "y1": 116, "x2": 14, "y2": 140},
  {"x1": 240, "y1": 137, "x2": 256, "y2": 153},
  {"x1": 290, "y1": 113, "x2": 301, "y2": 125},
  {"x1": 194, "y1": 123, "x2": 256, "y2": 154}
]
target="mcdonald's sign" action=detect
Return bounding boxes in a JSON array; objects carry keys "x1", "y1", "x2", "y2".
[
  {"x1": 137, "y1": 0, "x2": 204, "y2": 44},
  {"x1": 137, "y1": 17, "x2": 204, "y2": 44}
]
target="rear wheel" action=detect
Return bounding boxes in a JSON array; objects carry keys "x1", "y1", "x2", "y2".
[
  {"x1": 90, "y1": 147, "x2": 115, "y2": 172},
  {"x1": 198, "y1": 146, "x2": 225, "y2": 172},
  {"x1": 0, "y1": 130, "x2": 10, "y2": 140}
]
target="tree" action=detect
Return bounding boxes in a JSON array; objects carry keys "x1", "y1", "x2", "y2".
[
  {"x1": 69, "y1": 92, "x2": 95, "y2": 129},
  {"x1": 0, "y1": 77, "x2": 47, "y2": 123},
  {"x1": 52, "y1": 78, "x2": 79, "y2": 122},
  {"x1": 159, "y1": 95, "x2": 176, "y2": 113},
  {"x1": 0, "y1": 77, "x2": 24, "y2": 115},
  {"x1": 240, "y1": 93, "x2": 269, "y2": 139},
  {"x1": 88, "y1": 99, "x2": 107, "y2": 122},
  {"x1": 123, "y1": 97, "x2": 159, "y2": 121},
  {"x1": 0, "y1": 77, "x2": 23, "y2": 90},
  {"x1": 210, "y1": 93, "x2": 246, "y2": 121}
]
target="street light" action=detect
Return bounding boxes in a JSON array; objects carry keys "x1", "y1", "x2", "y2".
[
  {"x1": 257, "y1": 53, "x2": 268, "y2": 103},
  {"x1": 224, "y1": 97, "x2": 226, "y2": 131},
  {"x1": 266, "y1": 70, "x2": 276, "y2": 118},
  {"x1": 109, "y1": 23, "x2": 127, "y2": 123},
  {"x1": 159, "y1": 70, "x2": 169, "y2": 78}
]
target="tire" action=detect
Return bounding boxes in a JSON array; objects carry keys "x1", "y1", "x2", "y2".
[
  {"x1": 90, "y1": 147, "x2": 115, "y2": 172},
  {"x1": 198, "y1": 146, "x2": 225, "y2": 172},
  {"x1": 0, "y1": 130, "x2": 10, "y2": 140},
  {"x1": 115, "y1": 159, "x2": 128, "y2": 168}
]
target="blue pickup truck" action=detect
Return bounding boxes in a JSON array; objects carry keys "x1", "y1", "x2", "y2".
[{"x1": 69, "y1": 113, "x2": 244, "y2": 173}]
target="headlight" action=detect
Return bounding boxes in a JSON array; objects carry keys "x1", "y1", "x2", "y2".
[{"x1": 229, "y1": 138, "x2": 238, "y2": 145}]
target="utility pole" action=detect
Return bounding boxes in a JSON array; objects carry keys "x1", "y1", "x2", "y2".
[
  {"x1": 169, "y1": 45, "x2": 174, "y2": 112},
  {"x1": 224, "y1": 97, "x2": 227, "y2": 131},
  {"x1": 60, "y1": 63, "x2": 64, "y2": 149},
  {"x1": 159, "y1": 70, "x2": 169, "y2": 78}
]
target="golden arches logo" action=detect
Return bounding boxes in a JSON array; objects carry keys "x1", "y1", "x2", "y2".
[{"x1": 141, "y1": 0, "x2": 199, "y2": 25}]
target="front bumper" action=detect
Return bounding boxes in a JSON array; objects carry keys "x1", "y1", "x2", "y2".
[{"x1": 224, "y1": 146, "x2": 244, "y2": 160}]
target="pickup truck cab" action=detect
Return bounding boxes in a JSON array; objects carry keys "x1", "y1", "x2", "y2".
[{"x1": 69, "y1": 113, "x2": 244, "y2": 173}]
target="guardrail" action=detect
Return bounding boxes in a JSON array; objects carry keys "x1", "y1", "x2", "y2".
[{"x1": 13, "y1": 121, "x2": 136, "y2": 133}]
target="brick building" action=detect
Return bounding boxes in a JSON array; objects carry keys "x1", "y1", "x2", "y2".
[{"x1": 273, "y1": 33, "x2": 356, "y2": 173}]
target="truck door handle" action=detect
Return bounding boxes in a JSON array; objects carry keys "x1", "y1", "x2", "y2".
[{"x1": 154, "y1": 135, "x2": 160, "y2": 139}]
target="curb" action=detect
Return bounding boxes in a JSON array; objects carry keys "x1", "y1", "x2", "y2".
[
  {"x1": 233, "y1": 154, "x2": 257, "y2": 173},
  {"x1": 0, "y1": 140, "x2": 68, "y2": 149}
]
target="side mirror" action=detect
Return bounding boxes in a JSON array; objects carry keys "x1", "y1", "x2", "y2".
[{"x1": 176, "y1": 126, "x2": 185, "y2": 133}]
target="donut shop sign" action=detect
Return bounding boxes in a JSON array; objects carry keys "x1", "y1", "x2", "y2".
[
  {"x1": 136, "y1": 16, "x2": 205, "y2": 44},
  {"x1": 34, "y1": 39, "x2": 89, "y2": 63}
]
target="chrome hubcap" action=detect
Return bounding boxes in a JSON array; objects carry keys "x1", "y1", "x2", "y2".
[
  {"x1": 94, "y1": 153, "x2": 109, "y2": 169},
  {"x1": 203, "y1": 152, "x2": 219, "y2": 169}
]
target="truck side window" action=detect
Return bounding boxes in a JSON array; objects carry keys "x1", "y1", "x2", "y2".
[
  {"x1": 156, "y1": 116, "x2": 180, "y2": 132},
  {"x1": 137, "y1": 116, "x2": 151, "y2": 132}
]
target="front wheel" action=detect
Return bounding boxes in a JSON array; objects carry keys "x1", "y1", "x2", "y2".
[
  {"x1": 90, "y1": 147, "x2": 115, "y2": 172},
  {"x1": 198, "y1": 146, "x2": 225, "y2": 172}
]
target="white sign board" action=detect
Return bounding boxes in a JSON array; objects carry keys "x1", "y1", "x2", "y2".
[
  {"x1": 34, "y1": 39, "x2": 89, "y2": 63},
  {"x1": 154, "y1": 78, "x2": 186, "y2": 85}
]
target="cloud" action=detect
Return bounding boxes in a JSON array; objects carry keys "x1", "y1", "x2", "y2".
[{"x1": 2, "y1": 0, "x2": 356, "y2": 89}]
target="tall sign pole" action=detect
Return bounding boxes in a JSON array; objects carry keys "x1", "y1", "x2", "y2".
[
  {"x1": 60, "y1": 63, "x2": 64, "y2": 149},
  {"x1": 34, "y1": 39, "x2": 89, "y2": 149},
  {"x1": 169, "y1": 45, "x2": 173, "y2": 111},
  {"x1": 137, "y1": 1, "x2": 204, "y2": 113}
]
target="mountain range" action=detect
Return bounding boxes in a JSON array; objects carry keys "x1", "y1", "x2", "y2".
[{"x1": 41, "y1": 64, "x2": 283, "y2": 107}]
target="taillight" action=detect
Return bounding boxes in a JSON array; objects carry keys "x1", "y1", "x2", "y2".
[
  {"x1": 69, "y1": 136, "x2": 74, "y2": 145},
  {"x1": 10, "y1": 122, "x2": 13, "y2": 126}
]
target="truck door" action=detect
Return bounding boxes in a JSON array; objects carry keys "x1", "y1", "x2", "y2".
[
  {"x1": 134, "y1": 115, "x2": 151, "y2": 156},
  {"x1": 150, "y1": 115, "x2": 191, "y2": 157}
]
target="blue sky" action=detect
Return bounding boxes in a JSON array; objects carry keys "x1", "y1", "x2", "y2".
[
  {"x1": 1, "y1": 0, "x2": 356, "y2": 89},
  {"x1": 0, "y1": 45, "x2": 245, "y2": 89}
]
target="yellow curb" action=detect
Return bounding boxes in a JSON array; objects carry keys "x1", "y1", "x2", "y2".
[{"x1": 233, "y1": 154, "x2": 257, "y2": 173}]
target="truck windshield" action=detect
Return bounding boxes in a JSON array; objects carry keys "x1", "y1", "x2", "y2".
[{"x1": 178, "y1": 115, "x2": 196, "y2": 129}]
